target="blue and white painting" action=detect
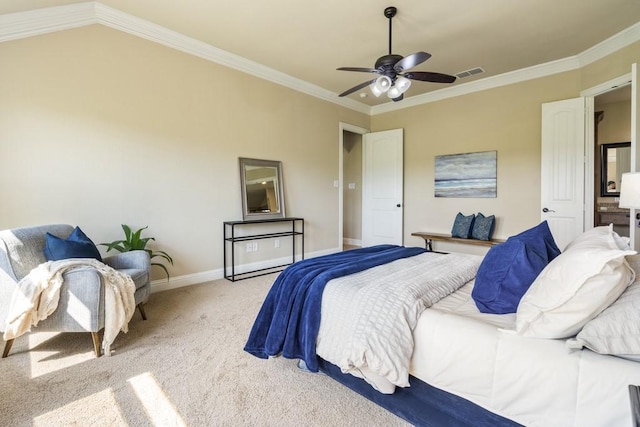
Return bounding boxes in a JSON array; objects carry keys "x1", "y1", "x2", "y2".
[{"x1": 435, "y1": 151, "x2": 497, "y2": 198}]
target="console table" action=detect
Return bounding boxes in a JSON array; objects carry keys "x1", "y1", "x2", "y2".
[
  {"x1": 223, "y1": 217, "x2": 304, "y2": 282},
  {"x1": 411, "y1": 232, "x2": 504, "y2": 252}
]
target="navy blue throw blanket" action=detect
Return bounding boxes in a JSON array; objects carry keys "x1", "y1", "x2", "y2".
[{"x1": 244, "y1": 244, "x2": 425, "y2": 372}]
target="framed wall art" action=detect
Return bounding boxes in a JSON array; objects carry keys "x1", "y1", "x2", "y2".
[{"x1": 435, "y1": 150, "x2": 497, "y2": 198}]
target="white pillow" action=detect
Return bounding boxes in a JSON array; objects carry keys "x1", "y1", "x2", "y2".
[
  {"x1": 515, "y1": 226, "x2": 636, "y2": 338},
  {"x1": 566, "y1": 254, "x2": 640, "y2": 359},
  {"x1": 564, "y1": 224, "x2": 631, "y2": 251}
]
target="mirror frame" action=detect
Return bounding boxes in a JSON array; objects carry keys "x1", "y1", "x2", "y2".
[
  {"x1": 239, "y1": 157, "x2": 286, "y2": 220},
  {"x1": 600, "y1": 142, "x2": 631, "y2": 197}
]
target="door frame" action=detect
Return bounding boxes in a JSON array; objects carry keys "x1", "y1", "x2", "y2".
[{"x1": 338, "y1": 122, "x2": 369, "y2": 251}]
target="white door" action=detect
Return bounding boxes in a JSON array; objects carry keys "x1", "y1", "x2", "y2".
[
  {"x1": 541, "y1": 98, "x2": 587, "y2": 250},
  {"x1": 362, "y1": 129, "x2": 404, "y2": 246}
]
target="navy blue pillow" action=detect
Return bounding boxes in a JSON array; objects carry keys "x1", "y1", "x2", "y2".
[
  {"x1": 451, "y1": 212, "x2": 475, "y2": 238},
  {"x1": 472, "y1": 221, "x2": 560, "y2": 314},
  {"x1": 471, "y1": 212, "x2": 495, "y2": 241},
  {"x1": 44, "y1": 226, "x2": 103, "y2": 262}
]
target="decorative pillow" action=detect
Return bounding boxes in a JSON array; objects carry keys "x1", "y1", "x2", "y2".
[
  {"x1": 565, "y1": 224, "x2": 631, "y2": 251},
  {"x1": 565, "y1": 254, "x2": 640, "y2": 360},
  {"x1": 471, "y1": 212, "x2": 495, "y2": 241},
  {"x1": 451, "y1": 212, "x2": 475, "y2": 238},
  {"x1": 44, "y1": 226, "x2": 102, "y2": 262},
  {"x1": 515, "y1": 226, "x2": 636, "y2": 339},
  {"x1": 472, "y1": 221, "x2": 560, "y2": 314}
]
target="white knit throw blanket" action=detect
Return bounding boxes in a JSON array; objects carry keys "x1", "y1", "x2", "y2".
[{"x1": 2, "y1": 259, "x2": 136, "y2": 356}]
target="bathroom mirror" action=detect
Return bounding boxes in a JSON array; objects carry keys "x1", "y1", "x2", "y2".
[
  {"x1": 239, "y1": 158, "x2": 285, "y2": 220},
  {"x1": 601, "y1": 142, "x2": 631, "y2": 197}
]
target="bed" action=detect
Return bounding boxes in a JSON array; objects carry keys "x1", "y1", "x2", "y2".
[{"x1": 245, "y1": 223, "x2": 640, "y2": 426}]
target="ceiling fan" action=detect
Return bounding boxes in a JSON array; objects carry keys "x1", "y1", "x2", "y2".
[{"x1": 337, "y1": 6, "x2": 456, "y2": 102}]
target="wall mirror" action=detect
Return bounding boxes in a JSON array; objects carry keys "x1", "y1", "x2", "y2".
[
  {"x1": 239, "y1": 158, "x2": 285, "y2": 220},
  {"x1": 601, "y1": 142, "x2": 631, "y2": 197}
]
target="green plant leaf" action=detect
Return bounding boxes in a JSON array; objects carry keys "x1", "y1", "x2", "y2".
[
  {"x1": 103, "y1": 224, "x2": 173, "y2": 279},
  {"x1": 99, "y1": 240, "x2": 127, "y2": 253},
  {"x1": 152, "y1": 262, "x2": 170, "y2": 281}
]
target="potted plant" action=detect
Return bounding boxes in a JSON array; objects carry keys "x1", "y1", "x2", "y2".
[{"x1": 101, "y1": 225, "x2": 174, "y2": 279}]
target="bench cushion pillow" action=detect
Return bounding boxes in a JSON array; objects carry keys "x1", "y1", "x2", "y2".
[
  {"x1": 471, "y1": 212, "x2": 495, "y2": 241},
  {"x1": 451, "y1": 212, "x2": 475, "y2": 238}
]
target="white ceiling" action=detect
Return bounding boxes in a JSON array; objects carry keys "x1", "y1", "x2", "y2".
[{"x1": 2, "y1": 1, "x2": 640, "y2": 110}]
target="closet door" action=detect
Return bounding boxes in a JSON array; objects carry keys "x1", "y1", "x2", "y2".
[{"x1": 362, "y1": 128, "x2": 404, "y2": 246}]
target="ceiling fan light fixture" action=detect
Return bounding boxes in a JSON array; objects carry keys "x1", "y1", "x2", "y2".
[
  {"x1": 371, "y1": 75, "x2": 392, "y2": 97},
  {"x1": 387, "y1": 78, "x2": 411, "y2": 99},
  {"x1": 337, "y1": 6, "x2": 456, "y2": 101},
  {"x1": 387, "y1": 85, "x2": 402, "y2": 99},
  {"x1": 395, "y1": 76, "x2": 411, "y2": 92}
]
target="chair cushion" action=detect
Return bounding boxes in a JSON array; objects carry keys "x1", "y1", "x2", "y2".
[
  {"x1": 117, "y1": 268, "x2": 149, "y2": 290},
  {"x1": 44, "y1": 226, "x2": 102, "y2": 262}
]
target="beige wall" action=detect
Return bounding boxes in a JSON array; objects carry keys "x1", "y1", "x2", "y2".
[
  {"x1": 2, "y1": 23, "x2": 640, "y2": 279},
  {"x1": 371, "y1": 73, "x2": 580, "y2": 251},
  {"x1": 598, "y1": 101, "x2": 632, "y2": 145},
  {"x1": 0, "y1": 25, "x2": 368, "y2": 280},
  {"x1": 371, "y1": 39, "x2": 640, "y2": 252}
]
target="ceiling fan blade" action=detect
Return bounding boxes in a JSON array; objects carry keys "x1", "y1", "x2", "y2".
[
  {"x1": 337, "y1": 67, "x2": 379, "y2": 73},
  {"x1": 393, "y1": 52, "x2": 431, "y2": 73},
  {"x1": 404, "y1": 71, "x2": 457, "y2": 84},
  {"x1": 338, "y1": 79, "x2": 377, "y2": 97}
]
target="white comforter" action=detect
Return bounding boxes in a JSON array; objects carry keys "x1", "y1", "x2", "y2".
[{"x1": 316, "y1": 252, "x2": 481, "y2": 393}]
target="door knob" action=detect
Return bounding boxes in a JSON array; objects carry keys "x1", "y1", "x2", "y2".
[
  {"x1": 542, "y1": 207, "x2": 555, "y2": 213},
  {"x1": 397, "y1": 204, "x2": 402, "y2": 208}
]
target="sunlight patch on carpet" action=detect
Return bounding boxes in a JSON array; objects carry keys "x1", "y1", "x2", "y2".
[
  {"x1": 33, "y1": 388, "x2": 126, "y2": 426},
  {"x1": 128, "y1": 372, "x2": 186, "y2": 426}
]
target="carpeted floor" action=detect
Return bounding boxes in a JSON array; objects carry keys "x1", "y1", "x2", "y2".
[{"x1": 1, "y1": 273, "x2": 410, "y2": 426}]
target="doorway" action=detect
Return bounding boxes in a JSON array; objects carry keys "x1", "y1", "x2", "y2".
[
  {"x1": 593, "y1": 84, "x2": 632, "y2": 237},
  {"x1": 343, "y1": 130, "x2": 363, "y2": 250},
  {"x1": 339, "y1": 123, "x2": 368, "y2": 251}
]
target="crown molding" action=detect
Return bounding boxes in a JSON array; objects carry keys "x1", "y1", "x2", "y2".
[
  {"x1": 92, "y1": 3, "x2": 370, "y2": 114},
  {"x1": 0, "y1": 2, "x2": 371, "y2": 115},
  {"x1": 0, "y1": 2, "x2": 96, "y2": 43},
  {"x1": 371, "y1": 56, "x2": 581, "y2": 115},
  {"x1": 2, "y1": 2, "x2": 639, "y2": 116},
  {"x1": 579, "y1": 21, "x2": 640, "y2": 67}
]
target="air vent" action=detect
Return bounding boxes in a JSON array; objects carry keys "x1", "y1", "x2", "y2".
[{"x1": 454, "y1": 67, "x2": 485, "y2": 79}]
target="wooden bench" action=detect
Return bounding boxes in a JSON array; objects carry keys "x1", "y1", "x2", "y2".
[{"x1": 411, "y1": 232, "x2": 505, "y2": 252}]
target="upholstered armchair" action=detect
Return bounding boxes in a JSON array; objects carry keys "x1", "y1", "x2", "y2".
[{"x1": 0, "y1": 224, "x2": 151, "y2": 357}]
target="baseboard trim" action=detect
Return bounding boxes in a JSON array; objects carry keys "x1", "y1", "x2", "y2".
[
  {"x1": 150, "y1": 247, "x2": 340, "y2": 293},
  {"x1": 343, "y1": 238, "x2": 362, "y2": 247}
]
